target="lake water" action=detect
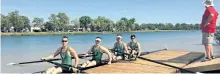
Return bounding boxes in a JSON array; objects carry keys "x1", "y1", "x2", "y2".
[{"x1": 1, "y1": 31, "x2": 220, "y2": 73}]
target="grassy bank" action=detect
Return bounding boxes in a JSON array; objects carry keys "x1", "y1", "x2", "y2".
[
  {"x1": 1, "y1": 30, "x2": 191, "y2": 36},
  {"x1": 130, "y1": 30, "x2": 187, "y2": 32}
]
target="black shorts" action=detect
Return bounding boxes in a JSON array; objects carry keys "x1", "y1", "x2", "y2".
[{"x1": 54, "y1": 66, "x2": 73, "y2": 73}]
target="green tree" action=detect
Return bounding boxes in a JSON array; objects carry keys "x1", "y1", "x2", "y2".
[
  {"x1": 65, "y1": 25, "x2": 74, "y2": 31},
  {"x1": 44, "y1": 22, "x2": 56, "y2": 31},
  {"x1": 32, "y1": 17, "x2": 44, "y2": 27},
  {"x1": 165, "y1": 23, "x2": 174, "y2": 30},
  {"x1": 134, "y1": 23, "x2": 141, "y2": 30},
  {"x1": 90, "y1": 20, "x2": 96, "y2": 31},
  {"x1": 79, "y1": 16, "x2": 92, "y2": 31},
  {"x1": 93, "y1": 16, "x2": 113, "y2": 31},
  {"x1": 140, "y1": 23, "x2": 147, "y2": 30},
  {"x1": 180, "y1": 23, "x2": 188, "y2": 30},
  {"x1": 116, "y1": 17, "x2": 136, "y2": 31},
  {"x1": 57, "y1": 12, "x2": 69, "y2": 31},
  {"x1": 175, "y1": 23, "x2": 181, "y2": 30},
  {"x1": 156, "y1": 23, "x2": 165, "y2": 30},
  {"x1": 106, "y1": 20, "x2": 114, "y2": 32},
  {"x1": 71, "y1": 19, "x2": 80, "y2": 31},
  {"x1": 116, "y1": 17, "x2": 128, "y2": 31},
  {"x1": 188, "y1": 24, "x2": 194, "y2": 30},
  {"x1": 48, "y1": 14, "x2": 59, "y2": 31},
  {"x1": 194, "y1": 23, "x2": 200, "y2": 30},
  {"x1": 1, "y1": 14, "x2": 10, "y2": 32},
  {"x1": 127, "y1": 18, "x2": 136, "y2": 31},
  {"x1": 7, "y1": 10, "x2": 27, "y2": 32},
  {"x1": 146, "y1": 23, "x2": 156, "y2": 30},
  {"x1": 21, "y1": 16, "x2": 30, "y2": 31}
]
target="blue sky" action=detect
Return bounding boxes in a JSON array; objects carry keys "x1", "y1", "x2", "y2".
[{"x1": 1, "y1": 0, "x2": 220, "y2": 24}]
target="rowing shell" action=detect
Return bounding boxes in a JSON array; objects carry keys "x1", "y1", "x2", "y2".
[{"x1": 33, "y1": 48, "x2": 166, "y2": 73}]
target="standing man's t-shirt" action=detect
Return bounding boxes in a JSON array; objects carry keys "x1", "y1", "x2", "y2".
[
  {"x1": 201, "y1": 6, "x2": 219, "y2": 33},
  {"x1": 201, "y1": 6, "x2": 219, "y2": 45}
]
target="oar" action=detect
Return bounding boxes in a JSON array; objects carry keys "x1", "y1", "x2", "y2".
[
  {"x1": 6, "y1": 54, "x2": 92, "y2": 66},
  {"x1": 113, "y1": 49, "x2": 196, "y2": 73},
  {"x1": 6, "y1": 58, "x2": 61, "y2": 65}
]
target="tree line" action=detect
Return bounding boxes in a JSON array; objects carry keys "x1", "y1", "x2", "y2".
[{"x1": 1, "y1": 10, "x2": 201, "y2": 32}]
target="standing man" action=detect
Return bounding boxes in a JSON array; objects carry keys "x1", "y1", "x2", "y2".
[
  {"x1": 81, "y1": 37, "x2": 112, "y2": 68},
  {"x1": 110, "y1": 34, "x2": 129, "y2": 61},
  {"x1": 41, "y1": 36, "x2": 79, "y2": 73},
  {"x1": 201, "y1": 0, "x2": 219, "y2": 61},
  {"x1": 127, "y1": 35, "x2": 141, "y2": 59}
]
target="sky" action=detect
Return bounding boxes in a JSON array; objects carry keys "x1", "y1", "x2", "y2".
[{"x1": 1, "y1": 0, "x2": 220, "y2": 24}]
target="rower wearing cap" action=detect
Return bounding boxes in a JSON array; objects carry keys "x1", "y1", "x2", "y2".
[
  {"x1": 110, "y1": 34, "x2": 129, "y2": 60},
  {"x1": 127, "y1": 34, "x2": 141, "y2": 59},
  {"x1": 81, "y1": 37, "x2": 112, "y2": 68}
]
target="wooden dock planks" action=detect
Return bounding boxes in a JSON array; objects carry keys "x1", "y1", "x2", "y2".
[
  {"x1": 84, "y1": 50, "x2": 205, "y2": 73},
  {"x1": 184, "y1": 57, "x2": 220, "y2": 72}
]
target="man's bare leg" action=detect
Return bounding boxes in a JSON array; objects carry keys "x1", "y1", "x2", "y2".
[
  {"x1": 205, "y1": 45, "x2": 211, "y2": 58},
  {"x1": 86, "y1": 60, "x2": 97, "y2": 67},
  {"x1": 45, "y1": 67, "x2": 56, "y2": 74},
  {"x1": 210, "y1": 44, "x2": 215, "y2": 59},
  {"x1": 81, "y1": 61, "x2": 91, "y2": 68}
]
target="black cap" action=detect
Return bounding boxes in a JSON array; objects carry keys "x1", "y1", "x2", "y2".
[{"x1": 130, "y1": 34, "x2": 136, "y2": 39}]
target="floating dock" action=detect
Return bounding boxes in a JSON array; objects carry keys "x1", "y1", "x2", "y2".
[
  {"x1": 184, "y1": 57, "x2": 220, "y2": 73},
  {"x1": 84, "y1": 50, "x2": 205, "y2": 73}
]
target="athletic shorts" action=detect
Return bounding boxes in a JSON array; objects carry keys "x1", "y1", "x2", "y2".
[
  {"x1": 54, "y1": 65, "x2": 74, "y2": 73},
  {"x1": 202, "y1": 32, "x2": 214, "y2": 45}
]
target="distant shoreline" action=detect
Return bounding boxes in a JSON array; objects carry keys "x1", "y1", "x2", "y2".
[{"x1": 1, "y1": 30, "x2": 194, "y2": 36}]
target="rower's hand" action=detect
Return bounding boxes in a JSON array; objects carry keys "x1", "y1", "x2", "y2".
[{"x1": 41, "y1": 57, "x2": 47, "y2": 60}]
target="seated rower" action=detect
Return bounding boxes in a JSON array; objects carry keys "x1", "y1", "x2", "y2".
[
  {"x1": 110, "y1": 34, "x2": 129, "y2": 61},
  {"x1": 81, "y1": 37, "x2": 112, "y2": 68},
  {"x1": 41, "y1": 36, "x2": 79, "y2": 74},
  {"x1": 127, "y1": 34, "x2": 141, "y2": 60}
]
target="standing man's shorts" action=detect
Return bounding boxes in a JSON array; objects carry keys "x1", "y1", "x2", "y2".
[{"x1": 202, "y1": 32, "x2": 214, "y2": 45}]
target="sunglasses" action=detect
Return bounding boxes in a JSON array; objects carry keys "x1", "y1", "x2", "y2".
[
  {"x1": 62, "y1": 40, "x2": 68, "y2": 42},
  {"x1": 96, "y1": 40, "x2": 101, "y2": 42},
  {"x1": 131, "y1": 37, "x2": 135, "y2": 39}
]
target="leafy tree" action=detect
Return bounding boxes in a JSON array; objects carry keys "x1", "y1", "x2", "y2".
[
  {"x1": 7, "y1": 10, "x2": 28, "y2": 32},
  {"x1": 32, "y1": 17, "x2": 44, "y2": 27},
  {"x1": 127, "y1": 18, "x2": 136, "y2": 31},
  {"x1": 71, "y1": 19, "x2": 80, "y2": 31},
  {"x1": 21, "y1": 16, "x2": 30, "y2": 31},
  {"x1": 79, "y1": 16, "x2": 92, "y2": 31},
  {"x1": 48, "y1": 14, "x2": 59, "y2": 31},
  {"x1": 93, "y1": 16, "x2": 113, "y2": 32},
  {"x1": 165, "y1": 23, "x2": 174, "y2": 30},
  {"x1": 57, "y1": 12, "x2": 69, "y2": 31},
  {"x1": 1, "y1": 14, "x2": 10, "y2": 32},
  {"x1": 44, "y1": 22, "x2": 56, "y2": 31},
  {"x1": 175, "y1": 23, "x2": 181, "y2": 30}
]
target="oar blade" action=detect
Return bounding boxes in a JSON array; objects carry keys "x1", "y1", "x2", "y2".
[{"x1": 6, "y1": 63, "x2": 17, "y2": 65}]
